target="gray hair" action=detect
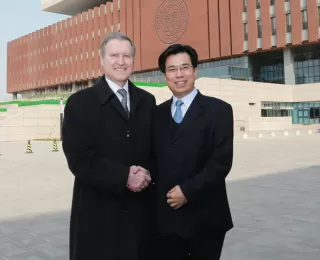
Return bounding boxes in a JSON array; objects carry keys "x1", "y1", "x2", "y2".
[{"x1": 99, "y1": 32, "x2": 136, "y2": 58}]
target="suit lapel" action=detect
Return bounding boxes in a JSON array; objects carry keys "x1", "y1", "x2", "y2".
[
  {"x1": 96, "y1": 76, "x2": 132, "y2": 121},
  {"x1": 128, "y1": 80, "x2": 142, "y2": 118},
  {"x1": 110, "y1": 96, "x2": 129, "y2": 120},
  {"x1": 157, "y1": 99, "x2": 173, "y2": 147},
  {"x1": 173, "y1": 92, "x2": 205, "y2": 142}
]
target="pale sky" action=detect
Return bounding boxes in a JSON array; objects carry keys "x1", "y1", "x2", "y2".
[{"x1": 0, "y1": 0, "x2": 69, "y2": 101}]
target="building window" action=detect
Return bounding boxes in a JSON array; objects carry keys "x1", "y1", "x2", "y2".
[
  {"x1": 251, "y1": 50, "x2": 284, "y2": 84},
  {"x1": 302, "y1": 10, "x2": 308, "y2": 30},
  {"x1": 262, "y1": 101, "x2": 320, "y2": 124},
  {"x1": 257, "y1": 20, "x2": 262, "y2": 38},
  {"x1": 243, "y1": 0, "x2": 247, "y2": 12},
  {"x1": 261, "y1": 102, "x2": 291, "y2": 118},
  {"x1": 286, "y1": 13, "x2": 292, "y2": 33},
  {"x1": 271, "y1": 17, "x2": 276, "y2": 35},
  {"x1": 259, "y1": 64, "x2": 284, "y2": 84},
  {"x1": 256, "y1": 0, "x2": 260, "y2": 9},
  {"x1": 318, "y1": 7, "x2": 320, "y2": 27},
  {"x1": 294, "y1": 46, "x2": 320, "y2": 84},
  {"x1": 244, "y1": 23, "x2": 248, "y2": 40},
  {"x1": 270, "y1": 0, "x2": 275, "y2": 5}
]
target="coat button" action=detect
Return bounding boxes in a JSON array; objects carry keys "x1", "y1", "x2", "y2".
[{"x1": 126, "y1": 130, "x2": 130, "y2": 138}]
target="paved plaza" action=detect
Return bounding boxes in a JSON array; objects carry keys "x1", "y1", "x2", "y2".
[{"x1": 0, "y1": 135, "x2": 319, "y2": 260}]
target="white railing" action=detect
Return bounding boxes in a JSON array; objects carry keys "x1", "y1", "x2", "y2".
[
  {"x1": 284, "y1": 1, "x2": 291, "y2": 13},
  {"x1": 271, "y1": 35, "x2": 277, "y2": 47},
  {"x1": 286, "y1": 32, "x2": 292, "y2": 44},
  {"x1": 243, "y1": 41, "x2": 248, "y2": 51},
  {"x1": 257, "y1": 38, "x2": 262, "y2": 49},
  {"x1": 302, "y1": 29, "x2": 308, "y2": 41},
  {"x1": 256, "y1": 9, "x2": 261, "y2": 20},
  {"x1": 242, "y1": 12, "x2": 247, "y2": 22},
  {"x1": 270, "y1": 5, "x2": 275, "y2": 16},
  {"x1": 300, "y1": 0, "x2": 307, "y2": 9}
]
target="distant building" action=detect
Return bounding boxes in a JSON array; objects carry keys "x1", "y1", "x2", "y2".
[{"x1": 6, "y1": 0, "x2": 320, "y2": 126}]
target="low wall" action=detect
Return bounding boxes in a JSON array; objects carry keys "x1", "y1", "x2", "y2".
[
  {"x1": 246, "y1": 117, "x2": 293, "y2": 131},
  {"x1": 1, "y1": 77, "x2": 320, "y2": 141},
  {"x1": 0, "y1": 105, "x2": 61, "y2": 142}
]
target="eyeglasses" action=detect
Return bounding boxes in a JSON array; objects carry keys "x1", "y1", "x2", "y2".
[{"x1": 165, "y1": 64, "x2": 193, "y2": 73}]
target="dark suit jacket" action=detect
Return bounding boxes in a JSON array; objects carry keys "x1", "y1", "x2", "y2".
[
  {"x1": 62, "y1": 76, "x2": 156, "y2": 260},
  {"x1": 153, "y1": 91, "x2": 234, "y2": 238}
]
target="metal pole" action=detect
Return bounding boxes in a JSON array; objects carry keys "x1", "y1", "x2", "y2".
[{"x1": 60, "y1": 98, "x2": 64, "y2": 141}]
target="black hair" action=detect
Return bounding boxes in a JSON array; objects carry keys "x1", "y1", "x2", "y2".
[{"x1": 158, "y1": 44, "x2": 198, "y2": 73}]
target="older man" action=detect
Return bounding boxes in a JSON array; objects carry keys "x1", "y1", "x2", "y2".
[{"x1": 62, "y1": 32, "x2": 156, "y2": 260}]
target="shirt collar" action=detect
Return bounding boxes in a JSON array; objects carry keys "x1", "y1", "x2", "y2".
[
  {"x1": 172, "y1": 88, "x2": 198, "y2": 109},
  {"x1": 105, "y1": 76, "x2": 129, "y2": 95}
]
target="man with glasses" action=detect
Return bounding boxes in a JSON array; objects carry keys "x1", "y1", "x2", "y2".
[{"x1": 152, "y1": 44, "x2": 234, "y2": 260}]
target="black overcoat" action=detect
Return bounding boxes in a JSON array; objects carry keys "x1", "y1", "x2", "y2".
[{"x1": 62, "y1": 76, "x2": 156, "y2": 260}]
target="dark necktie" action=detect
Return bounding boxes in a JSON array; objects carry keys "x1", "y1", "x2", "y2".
[{"x1": 118, "y1": 89, "x2": 129, "y2": 116}]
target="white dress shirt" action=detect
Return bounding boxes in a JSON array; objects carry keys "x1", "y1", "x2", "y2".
[
  {"x1": 105, "y1": 76, "x2": 130, "y2": 111},
  {"x1": 171, "y1": 88, "x2": 198, "y2": 119}
]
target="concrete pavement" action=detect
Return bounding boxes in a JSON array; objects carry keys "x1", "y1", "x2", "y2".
[{"x1": 0, "y1": 135, "x2": 319, "y2": 259}]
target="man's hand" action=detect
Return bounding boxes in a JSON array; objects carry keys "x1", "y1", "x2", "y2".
[
  {"x1": 167, "y1": 185, "x2": 187, "y2": 209},
  {"x1": 126, "y1": 166, "x2": 151, "y2": 192}
]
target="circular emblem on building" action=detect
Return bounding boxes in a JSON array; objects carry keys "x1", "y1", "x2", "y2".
[{"x1": 155, "y1": 0, "x2": 189, "y2": 44}]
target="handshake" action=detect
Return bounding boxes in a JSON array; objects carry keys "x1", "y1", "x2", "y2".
[{"x1": 126, "y1": 165, "x2": 151, "y2": 192}]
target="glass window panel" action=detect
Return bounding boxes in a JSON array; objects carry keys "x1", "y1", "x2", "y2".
[
  {"x1": 286, "y1": 13, "x2": 291, "y2": 26},
  {"x1": 302, "y1": 10, "x2": 308, "y2": 23},
  {"x1": 309, "y1": 66, "x2": 314, "y2": 76}
]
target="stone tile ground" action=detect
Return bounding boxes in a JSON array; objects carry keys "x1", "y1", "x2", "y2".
[{"x1": 0, "y1": 135, "x2": 319, "y2": 259}]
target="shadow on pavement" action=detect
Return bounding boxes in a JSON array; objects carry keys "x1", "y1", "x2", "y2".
[{"x1": 1, "y1": 165, "x2": 319, "y2": 260}]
